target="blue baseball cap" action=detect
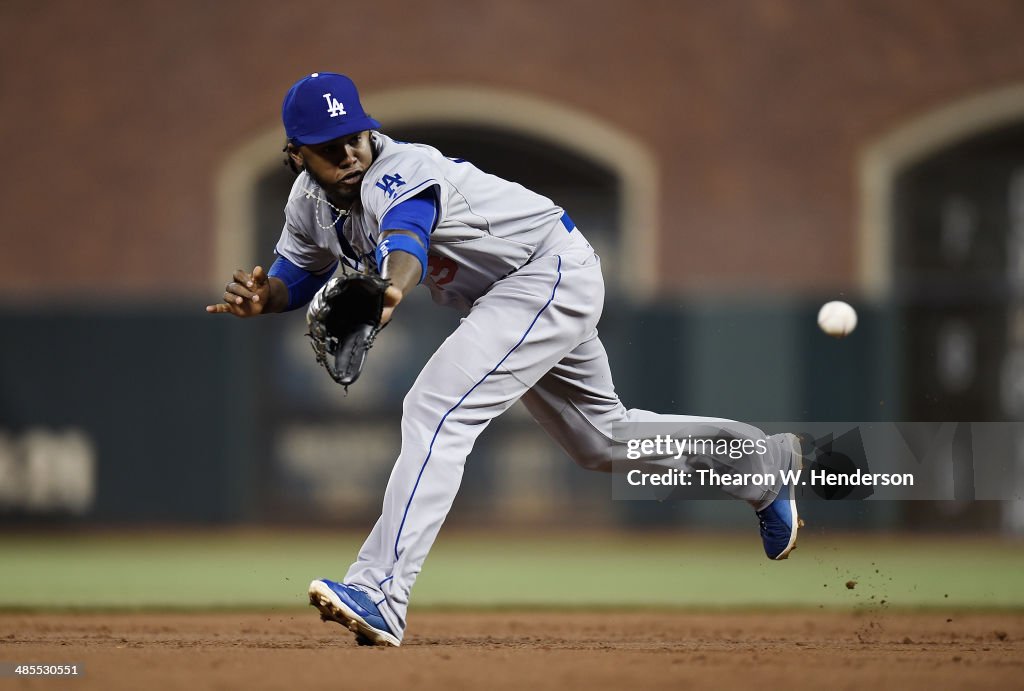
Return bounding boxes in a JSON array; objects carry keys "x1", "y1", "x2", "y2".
[{"x1": 282, "y1": 72, "x2": 381, "y2": 146}]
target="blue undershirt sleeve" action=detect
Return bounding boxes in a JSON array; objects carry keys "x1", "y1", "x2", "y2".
[
  {"x1": 379, "y1": 188, "x2": 439, "y2": 247},
  {"x1": 377, "y1": 188, "x2": 439, "y2": 283},
  {"x1": 267, "y1": 255, "x2": 336, "y2": 311}
]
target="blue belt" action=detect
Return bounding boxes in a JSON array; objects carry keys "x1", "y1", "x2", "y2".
[{"x1": 560, "y1": 211, "x2": 575, "y2": 233}]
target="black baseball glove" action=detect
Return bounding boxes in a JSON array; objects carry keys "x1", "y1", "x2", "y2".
[{"x1": 307, "y1": 271, "x2": 391, "y2": 388}]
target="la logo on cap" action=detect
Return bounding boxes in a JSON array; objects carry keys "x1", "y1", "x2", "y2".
[
  {"x1": 282, "y1": 71, "x2": 382, "y2": 145},
  {"x1": 323, "y1": 93, "x2": 346, "y2": 118}
]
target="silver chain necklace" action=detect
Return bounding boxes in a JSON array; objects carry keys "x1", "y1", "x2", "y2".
[{"x1": 304, "y1": 187, "x2": 350, "y2": 231}]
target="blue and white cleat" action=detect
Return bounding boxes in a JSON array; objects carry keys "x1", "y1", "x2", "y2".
[
  {"x1": 308, "y1": 578, "x2": 401, "y2": 647},
  {"x1": 756, "y1": 433, "x2": 805, "y2": 560}
]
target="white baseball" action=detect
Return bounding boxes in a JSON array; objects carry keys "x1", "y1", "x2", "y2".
[{"x1": 817, "y1": 300, "x2": 857, "y2": 338}]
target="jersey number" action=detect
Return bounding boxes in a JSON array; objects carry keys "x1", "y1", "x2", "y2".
[{"x1": 427, "y1": 256, "x2": 458, "y2": 287}]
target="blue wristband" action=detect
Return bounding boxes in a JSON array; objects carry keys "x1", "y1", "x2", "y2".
[{"x1": 375, "y1": 234, "x2": 428, "y2": 283}]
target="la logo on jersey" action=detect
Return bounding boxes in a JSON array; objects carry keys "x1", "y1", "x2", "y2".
[
  {"x1": 375, "y1": 173, "x2": 407, "y2": 199},
  {"x1": 322, "y1": 93, "x2": 346, "y2": 118}
]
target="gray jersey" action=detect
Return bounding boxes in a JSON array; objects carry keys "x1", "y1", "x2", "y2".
[
  {"x1": 276, "y1": 132, "x2": 576, "y2": 311},
  {"x1": 289, "y1": 133, "x2": 795, "y2": 645}
]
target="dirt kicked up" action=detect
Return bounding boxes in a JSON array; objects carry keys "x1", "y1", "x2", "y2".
[{"x1": 2, "y1": 610, "x2": 1022, "y2": 690}]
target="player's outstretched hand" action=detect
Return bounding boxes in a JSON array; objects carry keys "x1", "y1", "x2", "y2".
[{"x1": 206, "y1": 266, "x2": 273, "y2": 317}]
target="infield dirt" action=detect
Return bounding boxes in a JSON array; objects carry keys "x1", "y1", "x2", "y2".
[{"x1": 2, "y1": 610, "x2": 1022, "y2": 690}]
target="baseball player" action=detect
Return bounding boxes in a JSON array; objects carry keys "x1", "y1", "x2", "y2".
[{"x1": 207, "y1": 72, "x2": 802, "y2": 647}]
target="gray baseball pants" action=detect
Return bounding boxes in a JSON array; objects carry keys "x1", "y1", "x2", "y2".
[{"x1": 343, "y1": 231, "x2": 790, "y2": 639}]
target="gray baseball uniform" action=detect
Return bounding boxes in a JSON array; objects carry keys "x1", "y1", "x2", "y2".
[{"x1": 277, "y1": 133, "x2": 791, "y2": 640}]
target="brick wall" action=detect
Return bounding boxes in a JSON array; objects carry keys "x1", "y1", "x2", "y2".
[{"x1": 3, "y1": 0, "x2": 1024, "y2": 299}]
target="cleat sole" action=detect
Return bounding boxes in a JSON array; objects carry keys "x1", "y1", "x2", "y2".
[{"x1": 308, "y1": 581, "x2": 401, "y2": 647}]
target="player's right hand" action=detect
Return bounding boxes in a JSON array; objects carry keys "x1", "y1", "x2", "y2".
[{"x1": 206, "y1": 266, "x2": 272, "y2": 317}]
